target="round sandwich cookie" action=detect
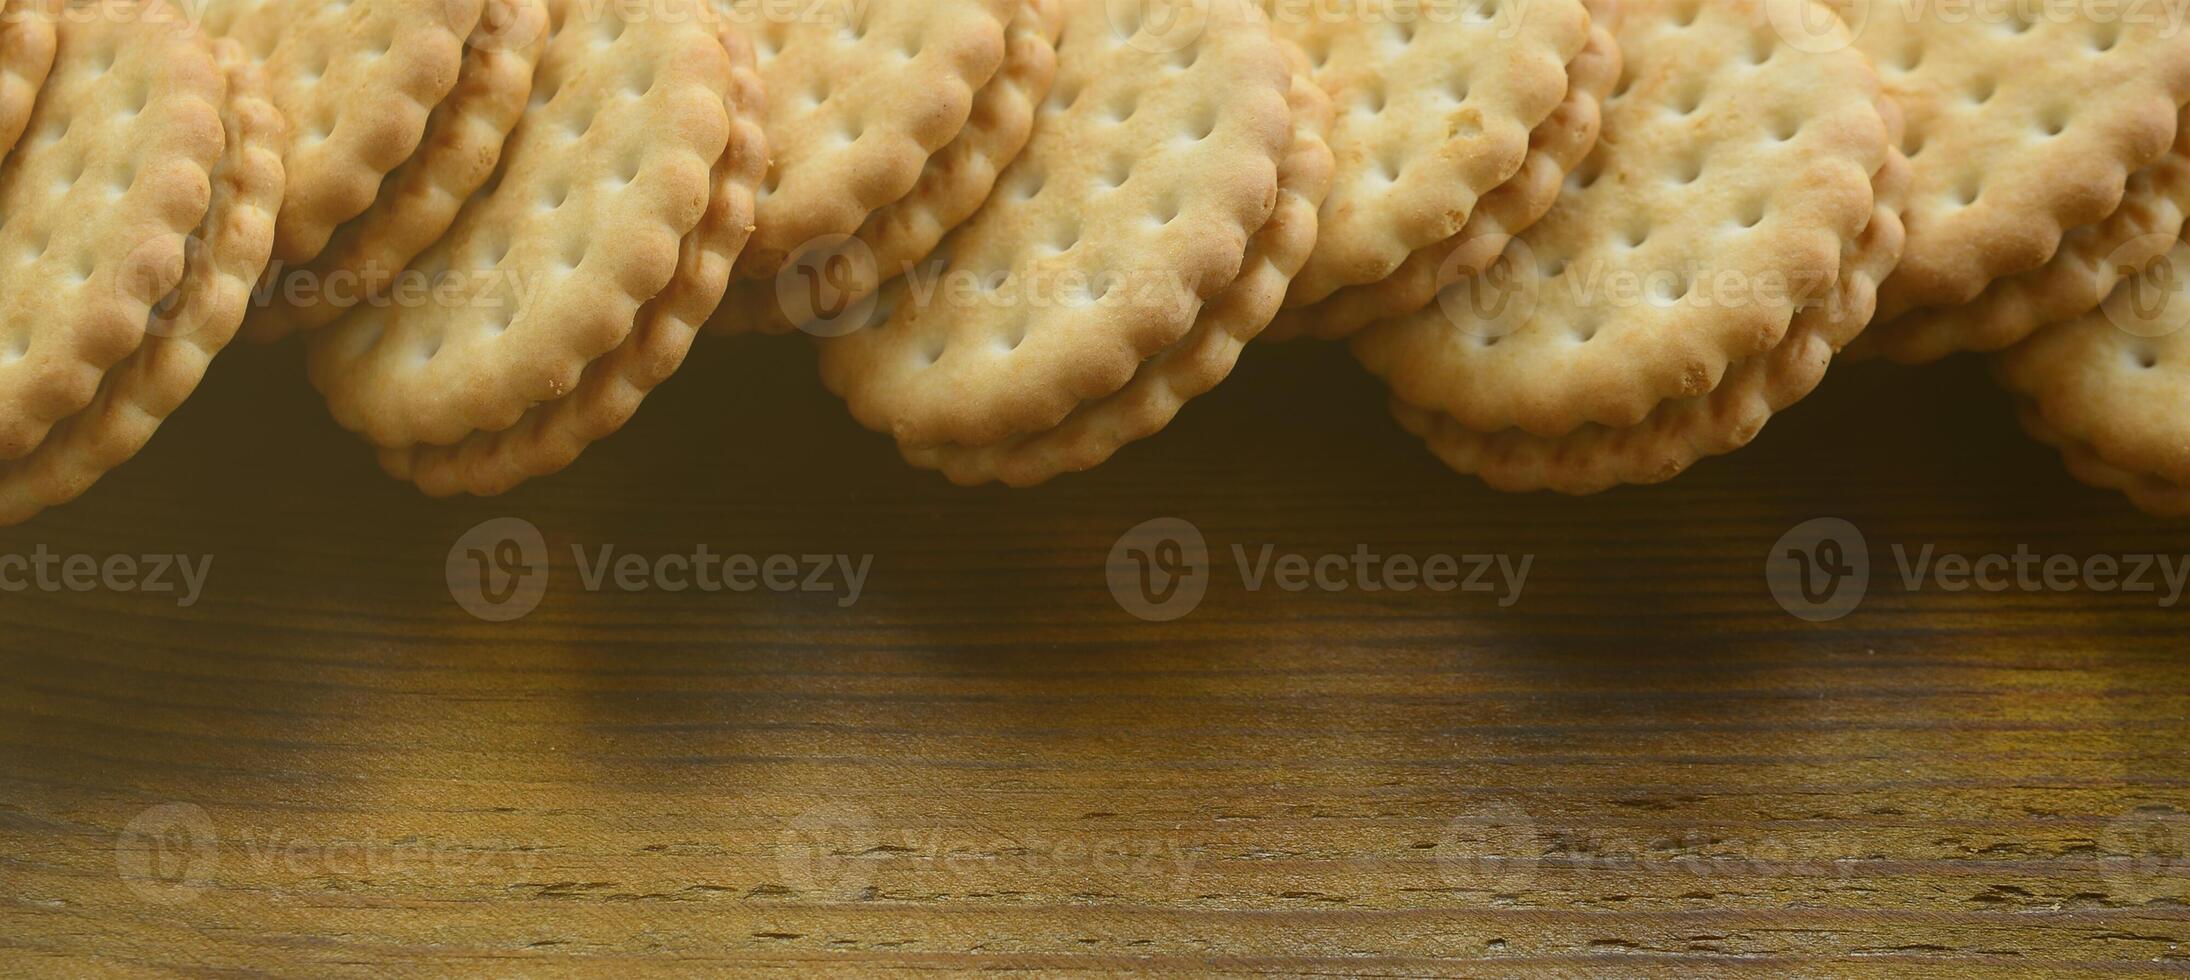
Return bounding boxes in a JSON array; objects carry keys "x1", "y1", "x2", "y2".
[
  {"x1": 0, "y1": 36, "x2": 284, "y2": 526},
  {"x1": 1392, "y1": 133, "x2": 1910, "y2": 494},
  {"x1": 1353, "y1": 0, "x2": 1894, "y2": 488},
  {"x1": 384, "y1": 21, "x2": 768, "y2": 498},
  {"x1": 308, "y1": 0, "x2": 736, "y2": 454},
  {"x1": 713, "y1": 0, "x2": 1063, "y2": 336},
  {"x1": 717, "y1": 0, "x2": 1017, "y2": 282},
  {"x1": 202, "y1": 0, "x2": 485, "y2": 265},
  {"x1": 1836, "y1": 0, "x2": 2190, "y2": 322},
  {"x1": 0, "y1": 0, "x2": 226, "y2": 462},
  {"x1": 1260, "y1": 0, "x2": 1592, "y2": 311},
  {"x1": 1996, "y1": 238, "x2": 2190, "y2": 518},
  {"x1": 1265, "y1": 0, "x2": 1621, "y2": 342},
  {"x1": 0, "y1": 0, "x2": 58, "y2": 164},
  {"x1": 243, "y1": 0, "x2": 548, "y2": 341},
  {"x1": 901, "y1": 37, "x2": 1334, "y2": 487},
  {"x1": 817, "y1": 0, "x2": 1297, "y2": 452},
  {"x1": 1855, "y1": 102, "x2": 2190, "y2": 364}
]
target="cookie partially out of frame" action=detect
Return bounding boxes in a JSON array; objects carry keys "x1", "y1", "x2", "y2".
[
  {"x1": 817, "y1": 0, "x2": 1295, "y2": 451},
  {"x1": 202, "y1": 0, "x2": 484, "y2": 265},
  {"x1": 1997, "y1": 239, "x2": 2190, "y2": 517},
  {"x1": 0, "y1": 0, "x2": 57, "y2": 165},
  {"x1": 1262, "y1": 0, "x2": 1591, "y2": 309},
  {"x1": 0, "y1": 1, "x2": 226, "y2": 460},
  {"x1": 384, "y1": 22, "x2": 768, "y2": 498},
  {"x1": 309, "y1": 0, "x2": 734, "y2": 452},
  {"x1": 245, "y1": 0, "x2": 548, "y2": 341},
  {"x1": 712, "y1": 0, "x2": 1061, "y2": 336},
  {"x1": 1264, "y1": 0, "x2": 1621, "y2": 342},
  {"x1": 1855, "y1": 102, "x2": 2190, "y2": 364},
  {"x1": 1843, "y1": 0, "x2": 2190, "y2": 320},
  {"x1": 1355, "y1": 0, "x2": 1891, "y2": 445},
  {"x1": 721, "y1": 0, "x2": 1015, "y2": 281},
  {"x1": 0, "y1": 37, "x2": 284, "y2": 526}
]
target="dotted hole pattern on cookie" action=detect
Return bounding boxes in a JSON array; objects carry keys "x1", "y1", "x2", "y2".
[
  {"x1": 1495, "y1": 1, "x2": 1863, "y2": 353},
  {"x1": 1267, "y1": 0, "x2": 1587, "y2": 299},
  {"x1": 871, "y1": 4, "x2": 1279, "y2": 379},
  {"x1": 1352, "y1": 0, "x2": 1887, "y2": 438},
  {"x1": 352, "y1": 18, "x2": 675, "y2": 365},
  {"x1": 720, "y1": 0, "x2": 1008, "y2": 270},
  {"x1": 0, "y1": 10, "x2": 220, "y2": 383},
  {"x1": 1870, "y1": 4, "x2": 2156, "y2": 217}
]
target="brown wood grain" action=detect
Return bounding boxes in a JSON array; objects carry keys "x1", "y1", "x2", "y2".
[{"x1": 1, "y1": 337, "x2": 2187, "y2": 975}]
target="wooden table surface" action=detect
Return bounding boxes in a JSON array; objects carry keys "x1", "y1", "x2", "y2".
[{"x1": 2, "y1": 335, "x2": 2187, "y2": 976}]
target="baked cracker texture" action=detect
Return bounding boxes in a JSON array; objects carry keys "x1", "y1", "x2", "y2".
[
  {"x1": 0, "y1": 0, "x2": 57, "y2": 164},
  {"x1": 1263, "y1": 0, "x2": 1590, "y2": 309},
  {"x1": 385, "y1": 20, "x2": 769, "y2": 498},
  {"x1": 1842, "y1": 0, "x2": 2190, "y2": 320},
  {"x1": 0, "y1": 37, "x2": 284, "y2": 526},
  {"x1": 714, "y1": 0, "x2": 1062, "y2": 336},
  {"x1": 1265, "y1": 0, "x2": 1621, "y2": 342},
  {"x1": 1392, "y1": 135, "x2": 1910, "y2": 494},
  {"x1": 902, "y1": 36, "x2": 1336, "y2": 487},
  {"x1": 816, "y1": 0, "x2": 1296, "y2": 450},
  {"x1": 721, "y1": 0, "x2": 1014, "y2": 280},
  {"x1": 244, "y1": 0, "x2": 548, "y2": 341},
  {"x1": 1354, "y1": 0, "x2": 1891, "y2": 481},
  {"x1": 308, "y1": 0, "x2": 733, "y2": 452},
  {"x1": 0, "y1": 1, "x2": 225, "y2": 460},
  {"x1": 203, "y1": 0, "x2": 484, "y2": 265},
  {"x1": 1856, "y1": 102, "x2": 2190, "y2": 364},
  {"x1": 1997, "y1": 238, "x2": 2190, "y2": 517}
]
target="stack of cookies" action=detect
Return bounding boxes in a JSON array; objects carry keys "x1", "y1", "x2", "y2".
[
  {"x1": 711, "y1": 0, "x2": 1063, "y2": 337},
  {"x1": 812, "y1": 0, "x2": 1335, "y2": 486},
  {"x1": 304, "y1": 0, "x2": 768, "y2": 497},
  {"x1": 0, "y1": 0, "x2": 282, "y2": 524},
  {"x1": 1352, "y1": 0, "x2": 1906, "y2": 494},
  {"x1": 7, "y1": 0, "x2": 2190, "y2": 522}
]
